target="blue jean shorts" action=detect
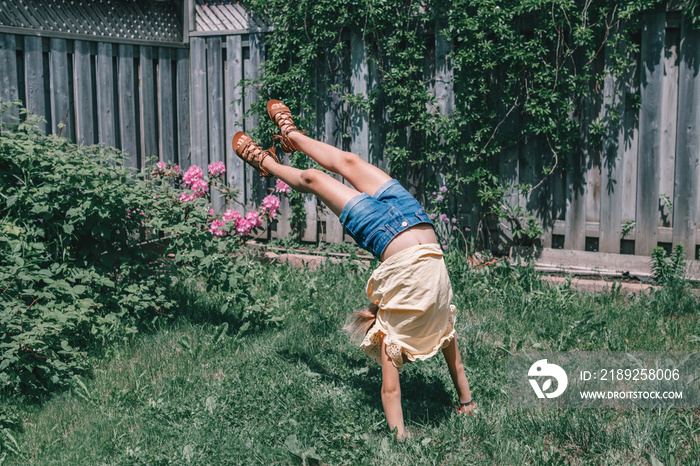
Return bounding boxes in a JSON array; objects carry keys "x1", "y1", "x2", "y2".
[{"x1": 338, "y1": 179, "x2": 434, "y2": 260}]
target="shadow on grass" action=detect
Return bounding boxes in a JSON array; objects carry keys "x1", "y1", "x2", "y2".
[{"x1": 278, "y1": 346, "x2": 455, "y2": 429}]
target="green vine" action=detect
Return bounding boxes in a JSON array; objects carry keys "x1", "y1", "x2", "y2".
[{"x1": 245, "y1": 0, "x2": 684, "y2": 248}]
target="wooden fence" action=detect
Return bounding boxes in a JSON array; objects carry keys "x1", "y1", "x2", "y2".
[{"x1": 1, "y1": 10, "x2": 700, "y2": 268}]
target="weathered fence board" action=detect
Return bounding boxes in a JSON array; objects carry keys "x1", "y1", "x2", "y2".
[
  {"x1": 599, "y1": 42, "x2": 624, "y2": 254},
  {"x1": 48, "y1": 38, "x2": 73, "y2": 139},
  {"x1": 139, "y1": 46, "x2": 158, "y2": 167},
  {"x1": 73, "y1": 40, "x2": 95, "y2": 145},
  {"x1": 659, "y1": 28, "x2": 680, "y2": 229},
  {"x1": 672, "y1": 19, "x2": 700, "y2": 256},
  {"x1": 0, "y1": 34, "x2": 19, "y2": 126},
  {"x1": 635, "y1": 12, "x2": 665, "y2": 255},
  {"x1": 176, "y1": 48, "x2": 191, "y2": 169},
  {"x1": 158, "y1": 47, "x2": 175, "y2": 164},
  {"x1": 190, "y1": 37, "x2": 209, "y2": 170},
  {"x1": 225, "y1": 34, "x2": 245, "y2": 207},
  {"x1": 96, "y1": 42, "x2": 116, "y2": 148},
  {"x1": 207, "y1": 37, "x2": 226, "y2": 211},
  {"x1": 23, "y1": 35, "x2": 46, "y2": 133},
  {"x1": 118, "y1": 44, "x2": 138, "y2": 168}
]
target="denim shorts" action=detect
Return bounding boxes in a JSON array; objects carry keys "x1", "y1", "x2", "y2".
[{"x1": 339, "y1": 179, "x2": 434, "y2": 260}]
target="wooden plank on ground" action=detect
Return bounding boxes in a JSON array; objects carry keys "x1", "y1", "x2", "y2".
[
  {"x1": 96, "y1": 42, "x2": 116, "y2": 147},
  {"x1": 659, "y1": 28, "x2": 680, "y2": 228},
  {"x1": 0, "y1": 34, "x2": 19, "y2": 126},
  {"x1": 49, "y1": 38, "x2": 73, "y2": 139},
  {"x1": 225, "y1": 35, "x2": 245, "y2": 207},
  {"x1": 118, "y1": 44, "x2": 138, "y2": 168},
  {"x1": 73, "y1": 40, "x2": 94, "y2": 145},
  {"x1": 635, "y1": 11, "x2": 665, "y2": 255},
  {"x1": 176, "y1": 48, "x2": 191, "y2": 169},
  {"x1": 158, "y1": 47, "x2": 175, "y2": 164},
  {"x1": 23, "y1": 35, "x2": 46, "y2": 133},
  {"x1": 190, "y1": 38, "x2": 208, "y2": 171},
  {"x1": 672, "y1": 20, "x2": 700, "y2": 257},
  {"x1": 511, "y1": 246, "x2": 700, "y2": 282},
  {"x1": 139, "y1": 46, "x2": 157, "y2": 168},
  {"x1": 207, "y1": 37, "x2": 225, "y2": 212}
]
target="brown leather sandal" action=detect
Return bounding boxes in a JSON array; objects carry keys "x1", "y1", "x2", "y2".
[
  {"x1": 232, "y1": 131, "x2": 279, "y2": 178},
  {"x1": 267, "y1": 99, "x2": 306, "y2": 153}
]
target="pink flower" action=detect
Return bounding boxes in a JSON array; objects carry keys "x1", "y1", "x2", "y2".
[
  {"x1": 209, "y1": 219, "x2": 227, "y2": 237},
  {"x1": 465, "y1": 227, "x2": 471, "y2": 232},
  {"x1": 209, "y1": 208, "x2": 215, "y2": 217},
  {"x1": 183, "y1": 165, "x2": 203, "y2": 187},
  {"x1": 179, "y1": 189, "x2": 205, "y2": 203},
  {"x1": 246, "y1": 210, "x2": 263, "y2": 228},
  {"x1": 262, "y1": 194, "x2": 281, "y2": 219},
  {"x1": 436, "y1": 195, "x2": 444, "y2": 201},
  {"x1": 208, "y1": 161, "x2": 226, "y2": 176},
  {"x1": 451, "y1": 217, "x2": 457, "y2": 223},
  {"x1": 190, "y1": 178, "x2": 209, "y2": 192},
  {"x1": 223, "y1": 209, "x2": 241, "y2": 223},
  {"x1": 429, "y1": 213, "x2": 437, "y2": 220},
  {"x1": 156, "y1": 161, "x2": 166, "y2": 170},
  {"x1": 440, "y1": 186, "x2": 448, "y2": 193},
  {"x1": 235, "y1": 218, "x2": 253, "y2": 236},
  {"x1": 442, "y1": 243, "x2": 449, "y2": 251},
  {"x1": 275, "y1": 179, "x2": 291, "y2": 194},
  {"x1": 440, "y1": 213, "x2": 449, "y2": 223},
  {"x1": 173, "y1": 165, "x2": 181, "y2": 175}
]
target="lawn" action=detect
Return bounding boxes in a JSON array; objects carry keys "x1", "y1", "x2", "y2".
[{"x1": 2, "y1": 253, "x2": 699, "y2": 465}]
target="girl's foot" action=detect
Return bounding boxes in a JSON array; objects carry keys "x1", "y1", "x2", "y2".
[
  {"x1": 267, "y1": 99, "x2": 306, "y2": 153},
  {"x1": 232, "y1": 131, "x2": 279, "y2": 177}
]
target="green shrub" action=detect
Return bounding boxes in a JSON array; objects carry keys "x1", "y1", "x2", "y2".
[
  {"x1": 0, "y1": 104, "x2": 175, "y2": 401},
  {"x1": 0, "y1": 102, "x2": 287, "y2": 411}
]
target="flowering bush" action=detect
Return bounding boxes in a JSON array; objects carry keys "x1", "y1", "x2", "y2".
[{"x1": 150, "y1": 160, "x2": 286, "y2": 242}]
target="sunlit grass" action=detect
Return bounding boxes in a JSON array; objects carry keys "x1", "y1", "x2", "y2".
[{"x1": 3, "y1": 256, "x2": 699, "y2": 464}]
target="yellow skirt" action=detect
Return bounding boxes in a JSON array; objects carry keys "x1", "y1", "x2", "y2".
[{"x1": 360, "y1": 243, "x2": 456, "y2": 369}]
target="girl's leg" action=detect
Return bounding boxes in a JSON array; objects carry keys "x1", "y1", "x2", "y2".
[
  {"x1": 442, "y1": 337, "x2": 475, "y2": 414},
  {"x1": 286, "y1": 131, "x2": 391, "y2": 198},
  {"x1": 380, "y1": 339, "x2": 407, "y2": 440},
  {"x1": 260, "y1": 156, "x2": 359, "y2": 217}
]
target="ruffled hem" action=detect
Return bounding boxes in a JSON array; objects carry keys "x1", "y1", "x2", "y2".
[{"x1": 360, "y1": 305, "x2": 457, "y2": 369}]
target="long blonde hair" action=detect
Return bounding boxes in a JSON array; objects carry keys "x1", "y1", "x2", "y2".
[{"x1": 342, "y1": 303, "x2": 379, "y2": 342}]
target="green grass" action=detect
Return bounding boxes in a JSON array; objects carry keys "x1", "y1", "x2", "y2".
[{"x1": 2, "y1": 256, "x2": 699, "y2": 464}]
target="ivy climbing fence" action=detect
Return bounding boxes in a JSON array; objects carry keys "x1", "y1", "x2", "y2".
[{"x1": 1, "y1": 9, "x2": 699, "y2": 268}]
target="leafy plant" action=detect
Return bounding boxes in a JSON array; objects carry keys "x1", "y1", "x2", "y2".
[
  {"x1": 650, "y1": 244, "x2": 686, "y2": 285},
  {"x1": 244, "y1": 0, "x2": 656, "y2": 250}
]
